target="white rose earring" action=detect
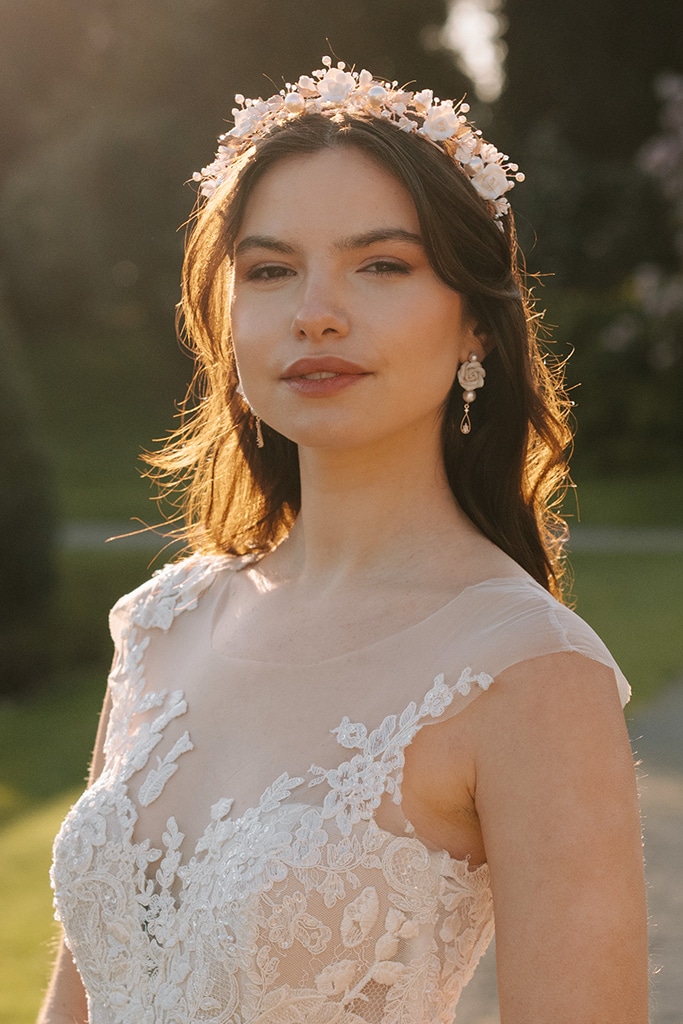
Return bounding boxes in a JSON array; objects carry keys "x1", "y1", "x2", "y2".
[
  {"x1": 236, "y1": 380, "x2": 265, "y2": 448},
  {"x1": 457, "y1": 353, "x2": 486, "y2": 435}
]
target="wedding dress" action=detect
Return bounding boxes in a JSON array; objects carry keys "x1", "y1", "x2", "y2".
[{"x1": 51, "y1": 554, "x2": 629, "y2": 1023}]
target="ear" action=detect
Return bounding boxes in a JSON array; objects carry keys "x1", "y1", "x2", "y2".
[{"x1": 459, "y1": 315, "x2": 493, "y2": 365}]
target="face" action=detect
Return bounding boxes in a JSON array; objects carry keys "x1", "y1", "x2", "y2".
[{"x1": 230, "y1": 146, "x2": 481, "y2": 452}]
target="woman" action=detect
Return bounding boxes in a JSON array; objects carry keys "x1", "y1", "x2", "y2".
[{"x1": 40, "y1": 58, "x2": 648, "y2": 1023}]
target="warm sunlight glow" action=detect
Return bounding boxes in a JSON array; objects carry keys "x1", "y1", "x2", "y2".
[{"x1": 444, "y1": 0, "x2": 506, "y2": 103}]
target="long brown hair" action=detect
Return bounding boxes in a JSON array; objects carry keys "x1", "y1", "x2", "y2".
[{"x1": 147, "y1": 113, "x2": 572, "y2": 598}]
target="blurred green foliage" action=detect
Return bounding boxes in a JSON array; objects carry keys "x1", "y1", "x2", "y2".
[
  {"x1": 546, "y1": 286, "x2": 683, "y2": 473},
  {"x1": 0, "y1": 0, "x2": 679, "y2": 479},
  {"x1": 0, "y1": 0, "x2": 462, "y2": 332},
  {"x1": 495, "y1": 2, "x2": 683, "y2": 472},
  {"x1": 0, "y1": 302, "x2": 57, "y2": 696},
  {"x1": 0, "y1": 0, "x2": 679, "y2": 477},
  {"x1": 1, "y1": 0, "x2": 682, "y2": 697}
]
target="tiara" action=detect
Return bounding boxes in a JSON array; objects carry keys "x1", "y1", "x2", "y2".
[{"x1": 193, "y1": 56, "x2": 524, "y2": 226}]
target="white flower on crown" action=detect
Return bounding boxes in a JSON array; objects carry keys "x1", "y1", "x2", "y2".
[
  {"x1": 471, "y1": 163, "x2": 513, "y2": 201},
  {"x1": 231, "y1": 107, "x2": 263, "y2": 138},
  {"x1": 479, "y1": 142, "x2": 502, "y2": 164},
  {"x1": 421, "y1": 102, "x2": 460, "y2": 142},
  {"x1": 397, "y1": 114, "x2": 417, "y2": 133},
  {"x1": 317, "y1": 67, "x2": 355, "y2": 103},
  {"x1": 454, "y1": 131, "x2": 479, "y2": 163},
  {"x1": 193, "y1": 57, "x2": 524, "y2": 225},
  {"x1": 412, "y1": 88, "x2": 434, "y2": 113},
  {"x1": 297, "y1": 75, "x2": 318, "y2": 95}
]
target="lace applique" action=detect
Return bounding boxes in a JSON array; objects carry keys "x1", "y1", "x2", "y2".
[
  {"x1": 138, "y1": 730, "x2": 194, "y2": 807},
  {"x1": 104, "y1": 557, "x2": 225, "y2": 795},
  {"x1": 310, "y1": 668, "x2": 493, "y2": 836},
  {"x1": 52, "y1": 559, "x2": 496, "y2": 1023},
  {"x1": 126, "y1": 554, "x2": 230, "y2": 633}
]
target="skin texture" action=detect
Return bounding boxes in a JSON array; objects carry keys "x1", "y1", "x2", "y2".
[
  {"x1": 230, "y1": 148, "x2": 480, "y2": 456},
  {"x1": 37, "y1": 149, "x2": 648, "y2": 1023}
]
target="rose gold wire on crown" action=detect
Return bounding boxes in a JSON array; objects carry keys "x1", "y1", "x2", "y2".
[{"x1": 192, "y1": 57, "x2": 524, "y2": 227}]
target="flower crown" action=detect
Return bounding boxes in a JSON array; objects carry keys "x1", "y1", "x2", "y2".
[{"x1": 193, "y1": 56, "x2": 524, "y2": 226}]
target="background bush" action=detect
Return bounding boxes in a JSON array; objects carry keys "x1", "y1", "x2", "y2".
[{"x1": 0, "y1": 299, "x2": 56, "y2": 697}]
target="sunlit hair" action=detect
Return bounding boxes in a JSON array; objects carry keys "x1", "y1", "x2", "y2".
[{"x1": 147, "y1": 113, "x2": 573, "y2": 598}]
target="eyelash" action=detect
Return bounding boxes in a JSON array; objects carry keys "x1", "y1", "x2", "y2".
[
  {"x1": 362, "y1": 260, "x2": 411, "y2": 276},
  {"x1": 243, "y1": 258, "x2": 411, "y2": 282},
  {"x1": 245, "y1": 264, "x2": 293, "y2": 282}
]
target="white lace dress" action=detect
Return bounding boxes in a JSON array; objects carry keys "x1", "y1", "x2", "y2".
[{"x1": 51, "y1": 555, "x2": 629, "y2": 1024}]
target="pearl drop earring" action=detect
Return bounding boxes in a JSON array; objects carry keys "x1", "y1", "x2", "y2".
[{"x1": 456, "y1": 353, "x2": 486, "y2": 435}]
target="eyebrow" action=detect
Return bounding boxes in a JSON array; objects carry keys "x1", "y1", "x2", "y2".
[
  {"x1": 234, "y1": 235, "x2": 298, "y2": 257},
  {"x1": 335, "y1": 228, "x2": 423, "y2": 251},
  {"x1": 234, "y1": 227, "x2": 423, "y2": 258}
]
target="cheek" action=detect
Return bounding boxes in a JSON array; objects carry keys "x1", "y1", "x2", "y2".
[
  {"x1": 230, "y1": 293, "x2": 255, "y2": 347},
  {"x1": 230, "y1": 300, "x2": 272, "y2": 377},
  {"x1": 397, "y1": 304, "x2": 462, "y2": 383}
]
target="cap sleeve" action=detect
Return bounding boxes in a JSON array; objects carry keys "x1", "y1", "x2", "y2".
[
  {"x1": 103, "y1": 554, "x2": 231, "y2": 765},
  {"x1": 430, "y1": 578, "x2": 630, "y2": 715},
  {"x1": 108, "y1": 552, "x2": 233, "y2": 646}
]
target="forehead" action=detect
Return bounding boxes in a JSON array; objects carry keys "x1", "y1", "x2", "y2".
[{"x1": 235, "y1": 147, "x2": 419, "y2": 243}]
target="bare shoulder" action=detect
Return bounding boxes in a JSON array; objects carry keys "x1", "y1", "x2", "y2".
[
  {"x1": 470, "y1": 652, "x2": 648, "y2": 1023},
  {"x1": 472, "y1": 651, "x2": 636, "y2": 831},
  {"x1": 478, "y1": 649, "x2": 628, "y2": 740}
]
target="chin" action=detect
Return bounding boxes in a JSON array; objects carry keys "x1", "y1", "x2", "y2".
[{"x1": 272, "y1": 413, "x2": 376, "y2": 449}]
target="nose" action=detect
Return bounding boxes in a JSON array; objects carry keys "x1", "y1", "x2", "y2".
[{"x1": 291, "y1": 275, "x2": 350, "y2": 342}]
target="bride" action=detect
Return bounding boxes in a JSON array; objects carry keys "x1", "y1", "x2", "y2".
[{"x1": 40, "y1": 58, "x2": 647, "y2": 1023}]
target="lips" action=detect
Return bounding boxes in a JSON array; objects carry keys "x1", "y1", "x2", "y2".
[
  {"x1": 281, "y1": 357, "x2": 369, "y2": 379},
  {"x1": 281, "y1": 356, "x2": 370, "y2": 397}
]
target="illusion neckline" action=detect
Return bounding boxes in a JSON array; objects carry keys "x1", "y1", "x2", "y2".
[{"x1": 210, "y1": 568, "x2": 546, "y2": 670}]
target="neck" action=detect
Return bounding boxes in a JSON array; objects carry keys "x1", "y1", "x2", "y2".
[{"x1": 271, "y1": 419, "x2": 480, "y2": 588}]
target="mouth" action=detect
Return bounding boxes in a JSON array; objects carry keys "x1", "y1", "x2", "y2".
[
  {"x1": 281, "y1": 357, "x2": 370, "y2": 397},
  {"x1": 281, "y1": 357, "x2": 369, "y2": 380},
  {"x1": 298, "y1": 371, "x2": 341, "y2": 380}
]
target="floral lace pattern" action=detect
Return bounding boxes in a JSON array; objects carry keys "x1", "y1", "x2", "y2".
[
  {"x1": 51, "y1": 557, "x2": 495, "y2": 1024},
  {"x1": 310, "y1": 668, "x2": 492, "y2": 838}
]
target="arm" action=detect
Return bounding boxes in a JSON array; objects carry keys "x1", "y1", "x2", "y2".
[
  {"x1": 36, "y1": 687, "x2": 113, "y2": 1024},
  {"x1": 36, "y1": 940, "x2": 88, "y2": 1024},
  {"x1": 473, "y1": 652, "x2": 648, "y2": 1024}
]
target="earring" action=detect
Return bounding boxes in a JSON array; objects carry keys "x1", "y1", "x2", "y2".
[
  {"x1": 457, "y1": 353, "x2": 486, "y2": 435},
  {"x1": 236, "y1": 380, "x2": 265, "y2": 448}
]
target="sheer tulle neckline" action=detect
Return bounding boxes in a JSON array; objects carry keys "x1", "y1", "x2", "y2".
[{"x1": 210, "y1": 571, "x2": 540, "y2": 669}]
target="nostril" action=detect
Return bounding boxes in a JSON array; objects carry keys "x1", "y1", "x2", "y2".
[{"x1": 292, "y1": 310, "x2": 349, "y2": 341}]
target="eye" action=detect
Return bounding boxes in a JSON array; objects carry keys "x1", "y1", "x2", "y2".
[
  {"x1": 361, "y1": 259, "x2": 411, "y2": 276},
  {"x1": 244, "y1": 263, "x2": 294, "y2": 282}
]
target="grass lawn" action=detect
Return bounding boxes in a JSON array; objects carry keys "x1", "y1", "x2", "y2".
[
  {"x1": 0, "y1": 792, "x2": 77, "y2": 1021},
  {"x1": 561, "y1": 470, "x2": 683, "y2": 527},
  {"x1": 570, "y1": 552, "x2": 683, "y2": 704}
]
